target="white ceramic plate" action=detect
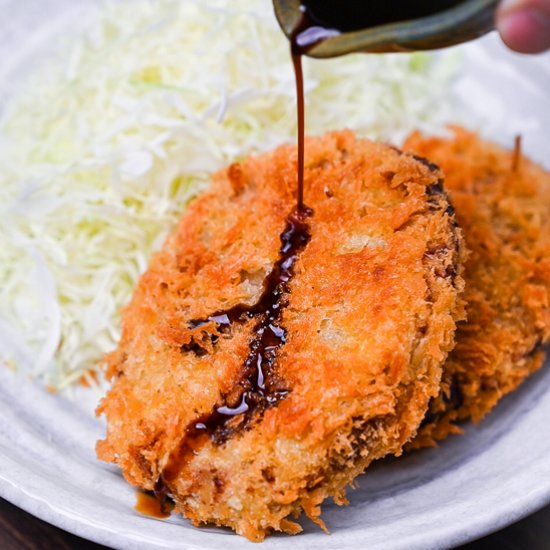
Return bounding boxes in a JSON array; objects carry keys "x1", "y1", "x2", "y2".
[{"x1": 1, "y1": 2, "x2": 550, "y2": 549}]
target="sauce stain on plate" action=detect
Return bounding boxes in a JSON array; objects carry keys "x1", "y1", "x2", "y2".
[{"x1": 135, "y1": 491, "x2": 174, "y2": 519}]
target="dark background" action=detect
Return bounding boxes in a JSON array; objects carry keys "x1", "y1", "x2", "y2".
[{"x1": 0, "y1": 497, "x2": 548, "y2": 550}]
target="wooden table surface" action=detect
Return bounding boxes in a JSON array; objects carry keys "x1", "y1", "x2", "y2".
[{"x1": 1, "y1": 497, "x2": 548, "y2": 550}]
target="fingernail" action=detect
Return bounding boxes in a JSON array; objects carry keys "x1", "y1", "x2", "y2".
[
  {"x1": 498, "y1": 0, "x2": 525, "y2": 15},
  {"x1": 498, "y1": 0, "x2": 528, "y2": 16}
]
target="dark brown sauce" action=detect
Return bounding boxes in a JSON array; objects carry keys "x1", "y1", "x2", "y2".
[
  {"x1": 192, "y1": 207, "x2": 311, "y2": 443},
  {"x1": 291, "y1": 50, "x2": 306, "y2": 211},
  {"x1": 156, "y1": 207, "x2": 312, "y2": 502},
  {"x1": 299, "y1": 0, "x2": 466, "y2": 35},
  {"x1": 289, "y1": 5, "x2": 343, "y2": 212},
  {"x1": 135, "y1": 490, "x2": 174, "y2": 519},
  {"x1": 290, "y1": 9, "x2": 338, "y2": 210}
]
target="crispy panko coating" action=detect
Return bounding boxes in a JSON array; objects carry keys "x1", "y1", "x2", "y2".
[
  {"x1": 97, "y1": 131, "x2": 464, "y2": 540},
  {"x1": 405, "y1": 127, "x2": 550, "y2": 448}
]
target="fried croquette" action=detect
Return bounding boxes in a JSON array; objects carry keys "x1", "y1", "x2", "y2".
[
  {"x1": 96, "y1": 131, "x2": 464, "y2": 540},
  {"x1": 405, "y1": 127, "x2": 550, "y2": 448}
]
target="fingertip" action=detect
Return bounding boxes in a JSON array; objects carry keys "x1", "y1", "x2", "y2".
[{"x1": 497, "y1": 9, "x2": 550, "y2": 53}]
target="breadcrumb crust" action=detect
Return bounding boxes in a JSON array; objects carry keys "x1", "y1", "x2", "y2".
[{"x1": 406, "y1": 127, "x2": 550, "y2": 448}]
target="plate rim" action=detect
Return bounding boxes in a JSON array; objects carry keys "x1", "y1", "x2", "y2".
[{"x1": 1, "y1": 459, "x2": 549, "y2": 550}]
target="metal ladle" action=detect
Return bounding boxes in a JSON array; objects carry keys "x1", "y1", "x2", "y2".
[{"x1": 273, "y1": 0, "x2": 499, "y2": 57}]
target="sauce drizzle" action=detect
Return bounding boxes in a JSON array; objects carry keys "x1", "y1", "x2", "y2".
[
  {"x1": 291, "y1": 50, "x2": 306, "y2": 211},
  {"x1": 157, "y1": 207, "x2": 312, "y2": 498},
  {"x1": 289, "y1": 8, "x2": 339, "y2": 210}
]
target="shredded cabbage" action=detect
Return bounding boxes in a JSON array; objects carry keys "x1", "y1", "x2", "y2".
[{"x1": 0, "y1": 0, "x2": 461, "y2": 389}]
